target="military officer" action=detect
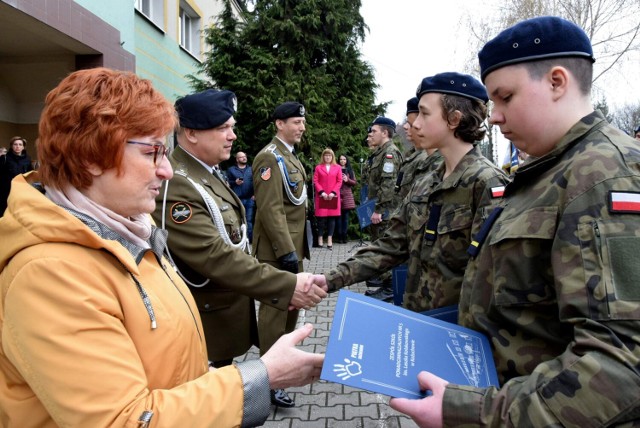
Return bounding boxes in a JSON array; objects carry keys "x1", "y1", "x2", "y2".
[
  {"x1": 252, "y1": 101, "x2": 311, "y2": 408},
  {"x1": 307, "y1": 73, "x2": 507, "y2": 314},
  {"x1": 390, "y1": 17, "x2": 640, "y2": 427},
  {"x1": 153, "y1": 91, "x2": 325, "y2": 369}
]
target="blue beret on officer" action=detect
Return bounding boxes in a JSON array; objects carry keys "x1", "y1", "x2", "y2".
[
  {"x1": 273, "y1": 102, "x2": 306, "y2": 120},
  {"x1": 416, "y1": 72, "x2": 488, "y2": 103},
  {"x1": 406, "y1": 97, "x2": 419, "y2": 115},
  {"x1": 371, "y1": 116, "x2": 396, "y2": 129},
  {"x1": 175, "y1": 89, "x2": 237, "y2": 130},
  {"x1": 479, "y1": 16, "x2": 595, "y2": 82}
]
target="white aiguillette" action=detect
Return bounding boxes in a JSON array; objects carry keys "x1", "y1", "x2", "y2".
[{"x1": 321, "y1": 290, "x2": 499, "y2": 398}]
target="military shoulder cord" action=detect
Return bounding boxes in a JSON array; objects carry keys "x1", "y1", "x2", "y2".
[
  {"x1": 160, "y1": 173, "x2": 250, "y2": 288},
  {"x1": 267, "y1": 144, "x2": 307, "y2": 206}
]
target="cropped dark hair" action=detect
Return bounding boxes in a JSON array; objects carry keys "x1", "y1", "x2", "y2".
[{"x1": 522, "y1": 57, "x2": 593, "y2": 95}]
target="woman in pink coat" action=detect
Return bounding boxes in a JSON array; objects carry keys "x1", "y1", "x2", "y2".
[{"x1": 313, "y1": 148, "x2": 342, "y2": 249}]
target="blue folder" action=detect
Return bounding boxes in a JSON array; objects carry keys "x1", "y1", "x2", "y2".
[
  {"x1": 321, "y1": 291, "x2": 499, "y2": 398},
  {"x1": 391, "y1": 264, "x2": 407, "y2": 306},
  {"x1": 355, "y1": 198, "x2": 377, "y2": 229}
]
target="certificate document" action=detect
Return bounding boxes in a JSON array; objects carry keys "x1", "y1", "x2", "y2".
[{"x1": 321, "y1": 290, "x2": 499, "y2": 398}]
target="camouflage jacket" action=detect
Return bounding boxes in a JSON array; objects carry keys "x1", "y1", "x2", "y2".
[
  {"x1": 444, "y1": 111, "x2": 640, "y2": 427},
  {"x1": 394, "y1": 147, "x2": 429, "y2": 205},
  {"x1": 325, "y1": 146, "x2": 507, "y2": 314},
  {"x1": 364, "y1": 140, "x2": 402, "y2": 215}
]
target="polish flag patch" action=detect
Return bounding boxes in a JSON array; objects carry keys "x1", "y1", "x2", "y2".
[
  {"x1": 609, "y1": 191, "x2": 640, "y2": 213},
  {"x1": 491, "y1": 186, "x2": 505, "y2": 198},
  {"x1": 385, "y1": 154, "x2": 394, "y2": 159}
]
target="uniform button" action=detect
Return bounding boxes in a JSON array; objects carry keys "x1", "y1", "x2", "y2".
[
  {"x1": 204, "y1": 303, "x2": 211, "y2": 309},
  {"x1": 271, "y1": 298, "x2": 279, "y2": 304}
]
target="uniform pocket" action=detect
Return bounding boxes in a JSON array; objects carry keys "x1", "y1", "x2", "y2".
[
  {"x1": 578, "y1": 217, "x2": 640, "y2": 320},
  {"x1": 489, "y1": 206, "x2": 558, "y2": 306},
  {"x1": 437, "y1": 205, "x2": 472, "y2": 234}
]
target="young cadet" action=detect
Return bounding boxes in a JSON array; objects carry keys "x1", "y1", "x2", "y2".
[
  {"x1": 307, "y1": 73, "x2": 508, "y2": 313},
  {"x1": 394, "y1": 97, "x2": 429, "y2": 204},
  {"x1": 391, "y1": 16, "x2": 640, "y2": 427}
]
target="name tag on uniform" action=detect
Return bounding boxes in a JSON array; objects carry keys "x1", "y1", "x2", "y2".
[
  {"x1": 290, "y1": 169, "x2": 299, "y2": 173},
  {"x1": 220, "y1": 205, "x2": 230, "y2": 212}
]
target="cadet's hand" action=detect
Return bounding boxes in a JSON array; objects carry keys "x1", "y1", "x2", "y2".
[
  {"x1": 279, "y1": 251, "x2": 299, "y2": 274},
  {"x1": 261, "y1": 324, "x2": 324, "y2": 389},
  {"x1": 389, "y1": 371, "x2": 447, "y2": 428},
  {"x1": 371, "y1": 212, "x2": 383, "y2": 224},
  {"x1": 305, "y1": 274, "x2": 328, "y2": 292},
  {"x1": 290, "y1": 273, "x2": 327, "y2": 310}
]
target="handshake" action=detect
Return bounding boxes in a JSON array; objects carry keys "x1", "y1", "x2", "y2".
[{"x1": 289, "y1": 273, "x2": 329, "y2": 311}]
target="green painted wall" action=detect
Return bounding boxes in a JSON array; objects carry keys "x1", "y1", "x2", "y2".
[
  {"x1": 134, "y1": 15, "x2": 200, "y2": 103},
  {"x1": 74, "y1": 0, "x2": 136, "y2": 53}
]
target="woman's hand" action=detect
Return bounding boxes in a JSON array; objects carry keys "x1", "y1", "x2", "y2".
[{"x1": 261, "y1": 324, "x2": 324, "y2": 389}]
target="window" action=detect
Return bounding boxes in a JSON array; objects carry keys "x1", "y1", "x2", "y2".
[
  {"x1": 179, "y1": 2, "x2": 201, "y2": 57},
  {"x1": 135, "y1": 0, "x2": 164, "y2": 29}
]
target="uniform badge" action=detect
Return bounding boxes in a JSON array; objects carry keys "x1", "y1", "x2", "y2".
[
  {"x1": 385, "y1": 154, "x2": 394, "y2": 159},
  {"x1": 383, "y1": 162, "x2": 395, "y2": 173},
  {"x1": 609, "y1": 191, "x2": 640, "y2": 213},
  {"x1": 260, "y1": 167, "x2": 271, "y2": 181},
  {"x1": 170, "y1": 202, "x2": 192, "y2": 224},
  {"x1": 491, "y1": 186, "x2": 505, "y2": 198}
]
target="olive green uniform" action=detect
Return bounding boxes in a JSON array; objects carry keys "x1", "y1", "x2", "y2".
[
  {"x1": 326, "y1": 147, "x2": 507, "y2": 313},
  {"x1": 445, "y1": 112, "x2": 640, "y2": 426},
  {"x1": 153, "y1": 146, "x2": 296, "y2": 362},
  {"x1": 252, "y1": 138, "x2": 310, "y2": 353}
]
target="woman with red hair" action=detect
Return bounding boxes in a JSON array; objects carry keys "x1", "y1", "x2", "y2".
[{"x1": 0, "y1": 68, "x2": 322, "y2": 427}]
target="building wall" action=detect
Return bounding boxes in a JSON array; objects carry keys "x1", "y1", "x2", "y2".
[{"x1": 0, "y1": 0, "x2": 239, "y2": 149}]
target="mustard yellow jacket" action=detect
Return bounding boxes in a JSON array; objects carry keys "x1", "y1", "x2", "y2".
[{"x1": 0, "y1": 173, "x2": 270, "y2": 427}]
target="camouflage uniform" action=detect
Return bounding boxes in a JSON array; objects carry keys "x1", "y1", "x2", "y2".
[
  {"x1": 394, "y1": 147, "x2": 429, "y2": 206},
  {"x1": 326, "y1": 147, "x2": 508, "y2": 313},
  {"x1": 445, "y1": 112, "x2": 640, "y2": 426},
  {"x1": 365, "y1": 139, "x2": 402, "y2": 241}
]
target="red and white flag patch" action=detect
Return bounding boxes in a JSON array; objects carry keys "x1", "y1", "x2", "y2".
[
  {"x1": 609, "y1": 191, "x2": 640, "y2": 213},
  {"x1": 385, "y1": 154, "x2": 394, "y2": 159},
  {"x1": 491, "y1": 186, "x2": 505, "y2": 198},
  {"x1": 260, "y1": 167, "x2": 271, "y2": 181}
]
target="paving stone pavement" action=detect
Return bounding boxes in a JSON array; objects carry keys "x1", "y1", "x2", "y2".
[{"x1": 236, "y1": 240, "x2": 419, "y2": 428}]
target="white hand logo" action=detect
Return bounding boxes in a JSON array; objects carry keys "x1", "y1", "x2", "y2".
[{"x1": 333, "y1": 358, "x2": 362, "y2": 380}]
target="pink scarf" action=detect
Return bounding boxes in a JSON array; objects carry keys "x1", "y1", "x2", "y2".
[{"x1": 46, "y1": 185, "x2": 152, "y2": 249}]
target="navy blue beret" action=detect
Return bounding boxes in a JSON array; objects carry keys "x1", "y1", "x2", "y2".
[
  {"x1": 371, "y1": 116, "x2": 396, "y2": 129},
  {"x1": 416, "y1": 72, "x2": 488, "y2": 103},
  {"x1": 273, "y1": 102, "x2": 305, "y2": 120},
  {"x1": 406, "y1": 97, "x2": 419, "y2": 115},
  {"x1": 479, "y1": 16, "x2": 595, "y2": 82},
  {"x1": 175, "y1": 89, "x2": 237, "y2": 130}
]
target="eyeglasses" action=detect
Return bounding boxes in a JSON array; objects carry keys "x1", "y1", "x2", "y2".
[{"x1": 127, "y1": 141, "x2": 170, "y2": 166}]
